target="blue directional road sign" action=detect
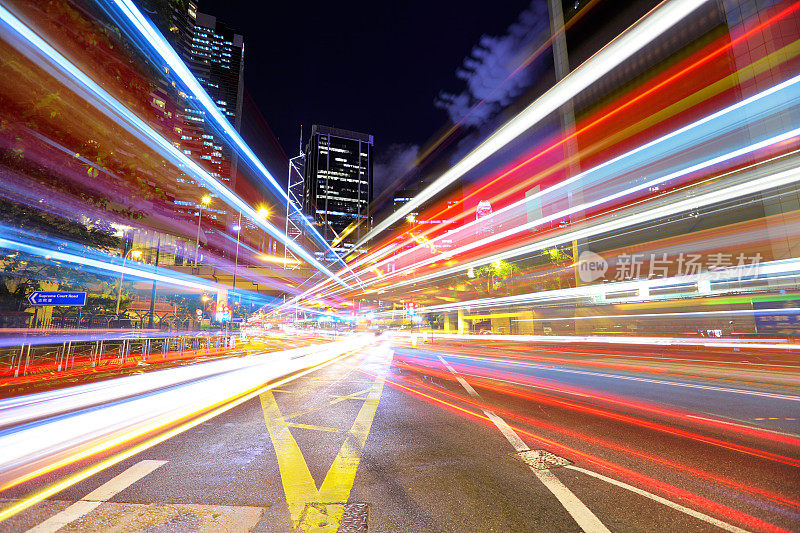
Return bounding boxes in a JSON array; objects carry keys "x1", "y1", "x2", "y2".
[{"x1": 28, "y1": 292, "x2": 87, "y2": 306}]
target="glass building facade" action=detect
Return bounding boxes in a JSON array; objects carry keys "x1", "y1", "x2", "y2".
[
  {"x1": 138, "y1": 0, "x2": 244, "y2": 230},
  {"x1": 303, "y1": 125, "x2": 373, "y2": 259}
]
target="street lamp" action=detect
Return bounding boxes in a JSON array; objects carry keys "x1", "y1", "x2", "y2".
[
  {"x1": 115, "y1": 248, "x2": 141, "y2": 319},
  {"x1": 256, "y1": 206, "x2": 271, "y2": 258},
  {"x1": 195, "y1": 195, "x2": 212, "y2": 266}
]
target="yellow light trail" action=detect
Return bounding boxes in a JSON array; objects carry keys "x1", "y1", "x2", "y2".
[{"x1": 0, "y1": 347, "x2": 364, "y2": 524}]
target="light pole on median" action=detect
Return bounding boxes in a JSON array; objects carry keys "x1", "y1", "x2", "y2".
[
  {"x1": 115, "y1": 248, "x2": 142, "y2": 320},
  {"x1": 147, "y1": 238, "x2": 161, "y2": 329},
  {"x1": 195, "y1": 195, "x2": 212, "y2": 267},
  {"x1": 232, "y1": 213, "x2": 241, "y2": 304}
]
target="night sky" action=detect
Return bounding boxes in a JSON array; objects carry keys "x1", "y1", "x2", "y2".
[{"x1": 197, "y1": 0, "x2": 532, "y2": 177}]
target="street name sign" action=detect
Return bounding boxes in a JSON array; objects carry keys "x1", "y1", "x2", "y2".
[{"x1": 28, "y1": 292, "x2": 87, "y2": 306}]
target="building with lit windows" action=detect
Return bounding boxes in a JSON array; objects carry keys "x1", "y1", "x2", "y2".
[
  {"x1": 138, "y1": 0, "x2": 244, "y2": 231},
  {"x1": 185, "y1": 13, "x2": 244, "y2": 189},
  {"x1": 303, "y1": 125, "x2": 373, "y2": 259}
]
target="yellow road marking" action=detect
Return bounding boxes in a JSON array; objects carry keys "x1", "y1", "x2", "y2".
[
  {"x1": 287, "y1": 422, "x2": 347, "y2": 434},
  {"x1": 260, "y1": 347, "x2": 392, "y2": 531},
  {"x1": 279, "y1": 387, "x2": 373, "y2": 422},
  {"x1": 0, "y1": 347, "x2": 363, "y2": 524}
]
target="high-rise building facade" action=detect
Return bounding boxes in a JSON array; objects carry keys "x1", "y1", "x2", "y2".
[
  {"x1": 185, "y1": 13, "x2": 244, "y2": 190},
  {"x1": 138, "y1": 0, "x2": 244, "y2": 230},
  {"x1": 303, "y1": 125, "x2": 373, "y2": 259}
]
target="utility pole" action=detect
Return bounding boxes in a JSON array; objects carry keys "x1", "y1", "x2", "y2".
[{"x1": 547, "y1": 0, "x2": 583, "y2": 287}]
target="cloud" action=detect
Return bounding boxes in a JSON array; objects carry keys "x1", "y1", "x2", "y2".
[
  {"x1": 373, "y1": 143, "x2": 420, "y2": 194},
  {"x1": 435, "y1": 0, "x2": 550, "y2": 128}
]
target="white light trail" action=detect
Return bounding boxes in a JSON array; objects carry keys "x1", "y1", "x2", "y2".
[
  {"x1": 379, "y1": 147, "x2": 800, "y2": 293},
  {"x1": 400, "y1": 253, "x2": 800, "y2": 318},
  {"x1": 354, "y1": 0, "x2": 711, "y2": 246},
  {"x1": 396, "y1": 127, "x2": 800, "y2": 284},
  {"x1": 346, "y1": 75, "x2": 800, "y2": 286},
  {"x1": 515, "y1": 309, "x2": 800, "y2": 322},
  {"x1": 323, "y1": 119, "x2": 800, "y2": 298},
  {"x1": 0, "y1": 4, "x2": 350, "y2": 288},
  {"x1": 0, "y1": 236, "x2": 219, "y2": 292},
  {"x1": 0, "y1": 336, "x2": 374, "y2": 492}
]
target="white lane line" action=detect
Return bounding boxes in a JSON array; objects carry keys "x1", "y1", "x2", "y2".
[
  {"x1": 565, "y1": 465, "x2": 750, "y2": 533},
  {"x1": 454, "y1": 371, "x2": 800, "y2": 443},
  {"x1": 82, "y1": 460, "x2": 166, "y2": 501},
  {"x1": 436, "y1": 355, "x2": 611, "y2": 533},
  {"x1": 685, "y1": 414, "x2": 800, "y2": 437},
  {"x1": 447, "y1": 355, "x2": 800, "y2": 402},
  {"x1": 26, "y1": 460, "x2": 166, "y2": 533},
  {"x1": 437, "y1": 354, "x2": 757, "y2": 532},
  {"x1": 24, "y1": 501, "x2": 101, "y2": 533}
]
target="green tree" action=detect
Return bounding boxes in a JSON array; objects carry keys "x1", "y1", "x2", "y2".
[{"x1": 0, "y1": 199, "x2": 121, "y2": 313}]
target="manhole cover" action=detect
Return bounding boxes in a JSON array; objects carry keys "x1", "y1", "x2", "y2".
[
  {"x1": 338, "y1": 503, "x2": 369, "y2": 533},
  {"x1": 297, "y1": 502, "x2": 369, "y2": 533},
  {"x1": 514, "y1": 449, "x2": 571, "y2": 470}
]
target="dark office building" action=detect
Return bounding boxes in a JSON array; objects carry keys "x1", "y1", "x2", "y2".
[{"x1": 303, "y1": 125, "x2": 373, "y2": 259}]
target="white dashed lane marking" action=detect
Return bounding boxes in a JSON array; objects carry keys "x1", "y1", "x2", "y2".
[
  {"x1": 436, "y1": 355, "x2": 612, "y2": 533},
  {"x1": 26, "y1": 460, "x2": 166, "y2": 533},
  {"x1": 436, "y1": 353, "x2": 757, "y2": 533}
]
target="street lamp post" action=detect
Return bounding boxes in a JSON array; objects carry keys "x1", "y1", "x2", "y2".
[
  {"x1": 115, "y1": 248, "x2": 142, "y2": 320},
  {"x1": 147, "y1": 238, "x2": 161, "y2": 329},
  {"x1": 200, "y1": 294, "x2": 210, "y2": 329},
  {"x1": 195, "y1": 195, "x2": 212, "y2": 267},
  {"x1": 232, "y1": 213, "x2": 241, "y2": 303}
]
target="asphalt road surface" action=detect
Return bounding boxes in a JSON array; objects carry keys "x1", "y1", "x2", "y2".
[{"x1": 1, "y1": 337, "x2": 798, "y2": 532}]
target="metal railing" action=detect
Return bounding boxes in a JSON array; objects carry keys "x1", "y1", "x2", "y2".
[{"x1": 1, "y1": 331, "x2": 239, "y2": 378}]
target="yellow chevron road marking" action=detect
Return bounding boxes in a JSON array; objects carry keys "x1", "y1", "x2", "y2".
[
  {"x1": 260, "y1": 345, "x2": 392, "y2": 531},
  {"x1": 286, "y1": 422, "x2": 347, "y2": 434},
  {"x1": 278, "y1": 387, "x2": 373, "y2": 423}
]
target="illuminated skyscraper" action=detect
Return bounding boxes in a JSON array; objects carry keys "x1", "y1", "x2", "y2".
[
  {"x1": 138, "y1": 0, "x2": 244, "y2": 229},
  {"x1": 303, "y1": 125, "x2": 373, "y2": 259},
  {"x1": 185, "y1": 13, "x2": 244, "y2": 189}
]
